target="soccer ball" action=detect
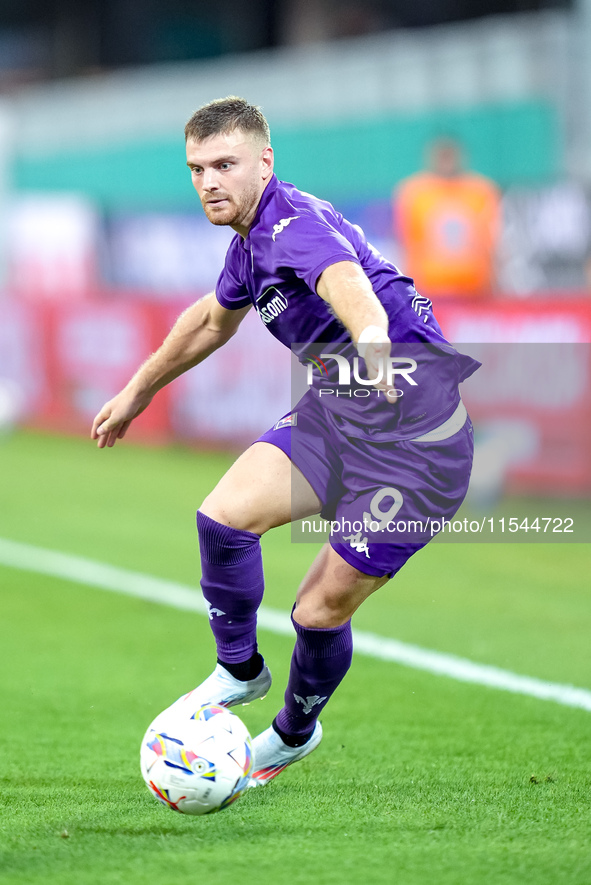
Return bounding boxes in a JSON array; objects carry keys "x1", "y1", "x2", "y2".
[{"x1": 140, "y1": 704, "x2": 253, "y2": 815}]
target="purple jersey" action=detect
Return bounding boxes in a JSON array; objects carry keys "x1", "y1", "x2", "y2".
[{"x1": 215, "y1": 175, "x2": 480, "y2": 440}]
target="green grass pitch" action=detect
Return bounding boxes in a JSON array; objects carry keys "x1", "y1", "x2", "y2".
[{"x1": 0, "y1": 430, "x2": 590, "y2": 885}]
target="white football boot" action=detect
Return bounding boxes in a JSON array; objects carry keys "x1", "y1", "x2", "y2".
[
  {"x1": 249, "y1": 721, "x2": 323, "y2": 786},
  {"x1": 150, "y1": 662, "x2": 272, "y2": 730}
]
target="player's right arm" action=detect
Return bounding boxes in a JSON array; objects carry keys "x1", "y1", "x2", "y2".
[{"x1": 91, "y1": 292, "x2": 250, "y2": 448}]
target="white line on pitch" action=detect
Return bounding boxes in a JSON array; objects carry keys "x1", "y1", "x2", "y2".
[{"x1": 1, "y1": 535, "x2": 590, "y2": 713}]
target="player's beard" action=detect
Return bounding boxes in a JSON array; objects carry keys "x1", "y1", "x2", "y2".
[{"x1": 202, "y1": 179, "x2": 260, "y2": 228}]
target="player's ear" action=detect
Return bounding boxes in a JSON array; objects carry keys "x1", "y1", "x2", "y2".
[{"x1": 261, "y1": 146, "x2": 274, "y2": 180}]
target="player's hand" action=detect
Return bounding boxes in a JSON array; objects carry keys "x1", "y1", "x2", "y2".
[
  {"x1": 362, "y1": 339, "x2": 398, "y2": 404},
  {"x1": 91, "y1": 389, "x2": 152, "y2": 448}
]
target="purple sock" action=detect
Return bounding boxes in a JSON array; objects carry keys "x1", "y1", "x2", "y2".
[
  {"x1": 274, "y1": 612, "x2": 353, "y2": 738},
  {"x1": 197, "y1": 510, "x2": 264, "y2": 665}
]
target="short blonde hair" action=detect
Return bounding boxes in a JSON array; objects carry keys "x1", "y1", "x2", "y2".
[{"x1": 185, "y1": 96, "x2": 270, "y2": 147}]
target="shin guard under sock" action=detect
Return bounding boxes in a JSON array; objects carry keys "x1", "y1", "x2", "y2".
[
  {"x1": 274, "y1": 612, "x2": 353, "y2": 739},
  {"x1": 197, "y1": 510, "x2": 264, "y2": 665}
]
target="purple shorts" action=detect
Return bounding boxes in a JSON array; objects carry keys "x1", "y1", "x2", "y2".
[{"x1": 257, "y1": 392, "x2": 474, "y2": 579}]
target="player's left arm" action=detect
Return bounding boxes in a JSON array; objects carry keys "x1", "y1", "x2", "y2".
[{"x1": 316, "y1": 260, "x2": 392, "y2": 390}]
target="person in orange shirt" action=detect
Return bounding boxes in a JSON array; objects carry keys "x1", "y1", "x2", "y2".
[{"x1": 394, "y1": 137, "x2": 501, "y2": 300}]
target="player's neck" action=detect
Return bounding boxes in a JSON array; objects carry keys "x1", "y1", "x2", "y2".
[{"x1": 231, "y1": 176, "x2": 274, "y2": 239}]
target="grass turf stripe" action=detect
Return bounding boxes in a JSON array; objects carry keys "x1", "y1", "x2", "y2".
[{"x1": 2, "y1": 535, "x2": 590, "y2": 713}]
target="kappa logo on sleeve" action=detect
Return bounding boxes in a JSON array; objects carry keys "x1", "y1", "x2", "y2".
[{"x1": 271, "y1": 215, "x2": 300, "y2": 241}]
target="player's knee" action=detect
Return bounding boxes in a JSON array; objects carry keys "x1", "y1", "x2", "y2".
[
  {"x1": 198, "y1": 494, "x2": 271, "y2": 536},
  {"x1": 198, "y1": 493, "x2": 229, "y2": 527},
  {"x1": 293, "y1": 592, "x2": 353, "y2": 629}
]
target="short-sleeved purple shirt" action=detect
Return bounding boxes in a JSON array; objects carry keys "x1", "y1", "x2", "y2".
[{"x1": 215, "y1": 175, "x2": 480, "y2": 439}]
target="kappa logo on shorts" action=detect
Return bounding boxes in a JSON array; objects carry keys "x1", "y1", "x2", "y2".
[{"x1": 342, "y1": 531, "x2": 370, "y2": 558}]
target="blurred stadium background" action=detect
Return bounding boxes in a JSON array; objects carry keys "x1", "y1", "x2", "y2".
[
  {"x1": 0, "y1": 0, "x2": 590, "y2": 501},
  {"x1": 2, "y1": 9, "x2": 591, "y2": 883}
]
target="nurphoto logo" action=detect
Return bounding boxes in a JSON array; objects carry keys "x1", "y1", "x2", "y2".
[{"x1": 304, "y1": 352, "x2": 418, "y2": 399}]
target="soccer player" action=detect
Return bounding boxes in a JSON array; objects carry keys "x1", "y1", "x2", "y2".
[{"x1": 91, "y1": 97, "x2": 479, "y2": 786}]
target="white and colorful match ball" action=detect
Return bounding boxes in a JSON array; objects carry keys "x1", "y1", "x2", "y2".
[{"x1": 140, "y1": 704, "x2": 253, "y2": 815}]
